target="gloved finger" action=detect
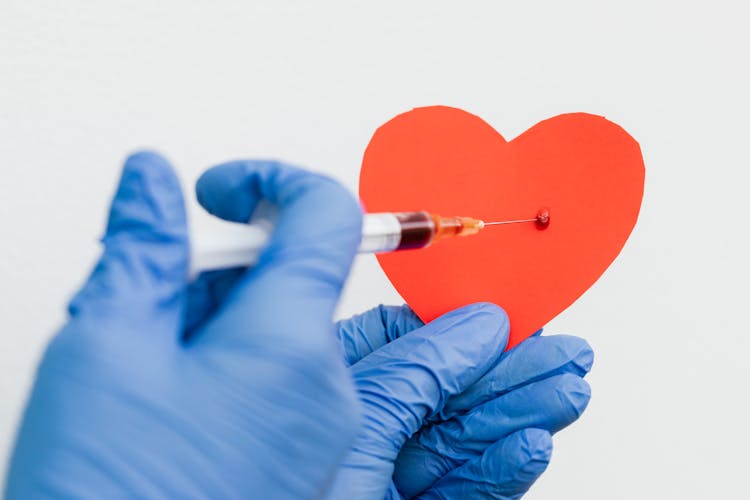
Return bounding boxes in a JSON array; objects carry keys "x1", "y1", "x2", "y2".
[
  {"x1": 417, "y1": 429, "x2": 552, "y2": 500},
  {"x1": 350, "y1": 303, "x2": 509, "y2": 455},
  {"x1": 193, "y1": 160, "x2": 362, "y2": 348},
  {"x1": 335, "y1": 305, "x2": 424, "y2": 366},
  {"x1": 67, "y1": 151, "x2": 189, "y2": 332},
  {"x1": 183, "y1": 268, "x2": 245, "y2": 338},
  {"x1": 394, "y1": 374, "x2": 589, "y2": 496},
  {"x1": 437, "y1": 334, "x2": 594, "y2": 420}
]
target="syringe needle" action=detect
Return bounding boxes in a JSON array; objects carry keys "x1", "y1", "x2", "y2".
[
  {"x1": 482, "y1": 218, "x2": 539, "y2": 226},
  {"x1": 482, "y1": 208, "x2": 551, "y2": 228}
]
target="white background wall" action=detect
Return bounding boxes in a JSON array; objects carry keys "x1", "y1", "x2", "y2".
[{"x1": 1, "y1": 1, "x2": 748, "y2": 497}]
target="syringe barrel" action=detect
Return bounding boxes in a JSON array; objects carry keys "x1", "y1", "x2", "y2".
[
  {"x1": 359, "y1": 211, "x2": 436, "y2": 253},
  {"x1": 192, "y1": 210, "x2": 464, "y2": 275}
]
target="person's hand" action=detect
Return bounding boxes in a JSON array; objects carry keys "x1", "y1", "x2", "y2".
[
  {"x1": 6, "y1": 152, "x2": 364, "y2": 498},
  {"x1": 330, "y1": 305, "x2": 593, "y2": 499}
]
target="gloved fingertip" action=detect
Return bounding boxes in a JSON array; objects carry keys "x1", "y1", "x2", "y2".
[
  {"x1": 450, "y1": 302, "x2": 507, "y2": 323},
  {"x1": 578, "y1": 340, "x2": 595, "y2": 373},
  {"x1": 475, "y1": 429, "x2": 552, "y2": 496},
  {"x1": 558, "y1": 335, "x2": 595, "y2": 375},
  {"x1": 108, "y1": 149, "x2": 186, "y2": 239},
  {"x1": 445, "y1": 302, "x2": 510, "y2": 347},
  {"x1": 425, "y1": 303, "x2": 510, "y2": 358},
  {"x1": 124, "y1": 149, "x2": 172, "y2": 171},
  {"x1": 516, "y1": 428, "x2": 553, "y2": 475},
  {"x1": 195, "y1": 162, "x2": 259, "y2": 222},
  {"x1": 556, "y1": 374, "x2": 592, "y2": 420},
  {"x1": 122, "y1": 150, "x2": 182, "y2": 199}
]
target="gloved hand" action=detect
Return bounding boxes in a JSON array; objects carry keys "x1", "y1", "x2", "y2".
[
  {"x1": 5, "y1": 152, "x2": 364, "y2": 498},
  {"x1": 330, "y1": 304, "x2": 593, "y2": 499}
]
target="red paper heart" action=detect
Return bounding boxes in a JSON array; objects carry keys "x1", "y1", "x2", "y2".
[{"x1": 359, "y1": 106, "x2": 644, "y2": 349}]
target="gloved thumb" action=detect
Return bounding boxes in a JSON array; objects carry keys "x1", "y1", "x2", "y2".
[
  {"x1": 194, "y1": 160, "x2": 362, "y2": 347},
  {"x1": 68, "y1": 151, "x2": 189, "y2": 331}
]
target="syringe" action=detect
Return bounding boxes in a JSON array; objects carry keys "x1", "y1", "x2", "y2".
[{"x1": 192, "y1": 209, "x2": 550, "y2": 274}]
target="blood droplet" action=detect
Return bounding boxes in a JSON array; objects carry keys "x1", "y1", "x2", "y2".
[{"x1": 536, "y1": 208, "x2": 550, "y2": 229}]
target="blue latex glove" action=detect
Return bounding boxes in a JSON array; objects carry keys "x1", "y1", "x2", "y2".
[
  {"x1": 5, "y1": 152, "x2": 364, "y2": 498},
  {"x1": 331, "y1": 305, "x2": 593, "y2": 499}
]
